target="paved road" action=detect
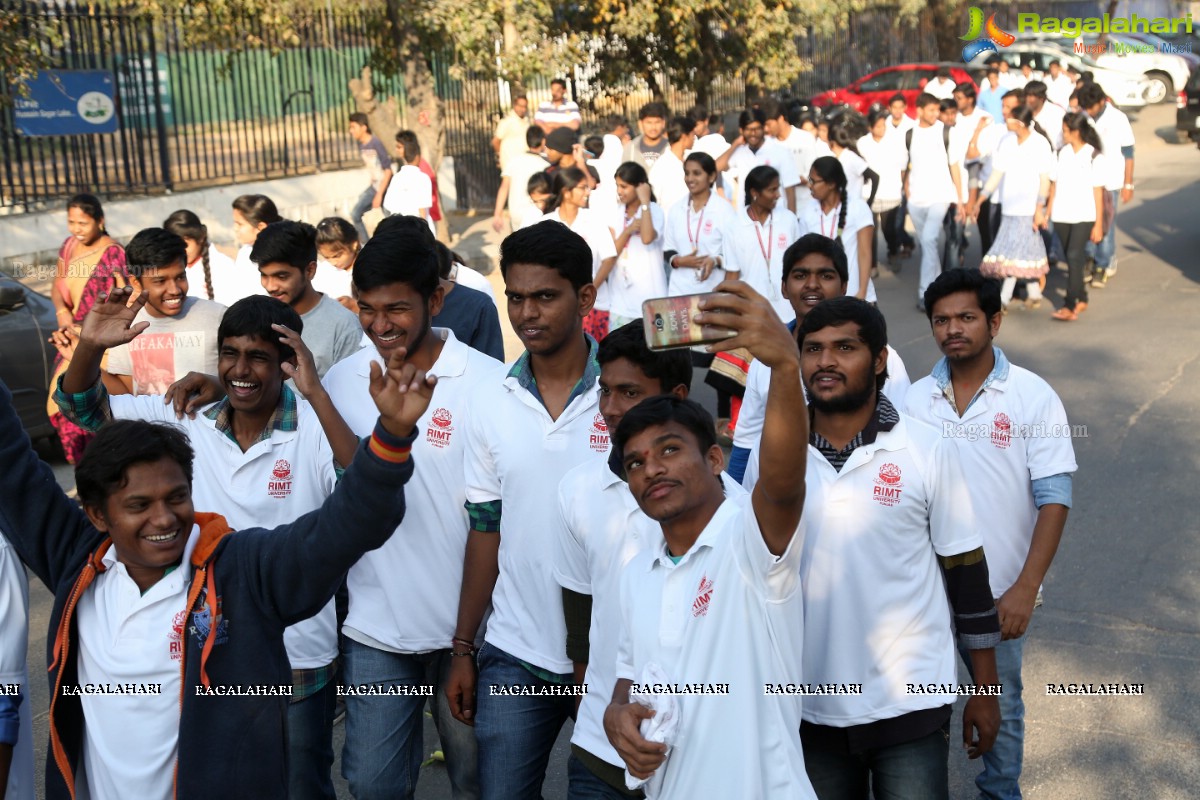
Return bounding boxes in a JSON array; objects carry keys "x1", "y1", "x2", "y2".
[{"x1": 18, "y1": 101, "x2": 1199, "y2": 798}]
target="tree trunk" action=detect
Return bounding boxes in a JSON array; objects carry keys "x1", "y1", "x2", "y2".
[
  {"x1": 385, "y1": 0, "x2": 449, "y2": 242},
  {"x1": 926, "y1": 0, "x2": 965, "y2": 62}
]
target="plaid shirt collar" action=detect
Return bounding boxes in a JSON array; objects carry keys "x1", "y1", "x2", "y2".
[
  {"x1": 507, "y1": 334, "x2": 600, "y2": 411},
  {"x1": 810, "y1": 392, "x2": 901, "y2": 471},
  {"x1": 932, "y1": 345, "x2": 1010, "y2": 411},
  {"x1": 203, "y1": 383, "x2": 298, "y2": 446}
]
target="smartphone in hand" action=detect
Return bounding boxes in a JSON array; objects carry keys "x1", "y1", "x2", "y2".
[{"x1": 642, "y1": 293, "x2": 737, "y2": 352}]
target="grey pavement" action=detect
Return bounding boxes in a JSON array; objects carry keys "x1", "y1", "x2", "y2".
[{"x1": 21, "y1": 101, "x2": 1200, "y2": 799}]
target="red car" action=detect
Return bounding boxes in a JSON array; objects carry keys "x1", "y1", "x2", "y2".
[{"x1": 811, "y1": 63, "x2": 981, "y2": 117}]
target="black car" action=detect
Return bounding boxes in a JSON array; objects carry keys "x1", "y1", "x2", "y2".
[
  {"x1": 1177, "y1": 65, "x2": 1200, "y2": 147},
  {"x1": 0, "y1": 273, "x2": 59, "y2": 441}
]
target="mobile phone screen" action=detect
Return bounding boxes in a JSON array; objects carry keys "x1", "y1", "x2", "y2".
[{"x1": 642, "y1": 293, "x2": 736, "y2": 351}]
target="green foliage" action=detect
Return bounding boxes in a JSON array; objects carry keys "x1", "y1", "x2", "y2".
[
  {"x1": 0, "y1": 5, "x2": 63, "y2": 103},
  {"x1": 565, "y1": 0, "x2": 813, "y2": 94}
]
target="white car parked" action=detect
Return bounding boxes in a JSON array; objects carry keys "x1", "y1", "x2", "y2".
[
  {"x1": 994, "y1": 44, "x2": 1151, "y2": 108},
  {"x1": 1026, "y1": 33, "x2": 1190, "y2": 104}
]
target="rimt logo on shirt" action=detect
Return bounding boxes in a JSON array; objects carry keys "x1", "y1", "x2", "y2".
[
  {"x1": 873, "y1": 463, "x2": 904, "y2": 507},
  {"x1": 268, "y1": 459, "x2": 293, "y2": 498},
  {"x1": 427, "y1": 407, "x2": 455, "y2": 449},
  {"x1": 692, "y1": 575, "x2": 714, "y2": 618},
  {"x1": 992, "y1": 412, "x2": 1012, "y2": 450},
  {"x1": 589, "y1": 412, "x2": 609, "y2": 453},
  {"x1": 168, "y1": 610, "x2": 187, "y2": 661}
]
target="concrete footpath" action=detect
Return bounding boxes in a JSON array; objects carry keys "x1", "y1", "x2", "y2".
[{"x1": 21, "y1": 101, "x2": 1200, "y2": 799}]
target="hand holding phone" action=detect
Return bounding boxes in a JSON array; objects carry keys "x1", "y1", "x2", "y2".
[{"x1": 642, "y1": 293, "x2": 736, "y2": 351}]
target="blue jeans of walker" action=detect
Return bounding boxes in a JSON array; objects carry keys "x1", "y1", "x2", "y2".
[
  {"x1": 958, "y1": 632, "x2": 1027, "y2": 800},
  {"x1": 475, "y1": 642, "x2": 574, "y2": 800},
  {"x1": 567, "y1": 753, "x2": 642, "y2": 800},
  {"x1": 803, "y1": 723, "x2": 950, "y2": 800},
  {"x1": 350, "y1": 186, "x2": 377, "y2": 243},
  {"x1": 341, "y1": 637, "x2": 480, "y2": 800},
  {"x1": 1085, "y1": 189, "x2": 1120, "y2": 270},
  {"x1": 288, "y1": 673, "x2": 337, "y2": 800}
]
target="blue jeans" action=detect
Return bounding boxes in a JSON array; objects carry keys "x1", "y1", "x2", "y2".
[
  {"x1": 803, "y1": 723, "x2": 950, "y2": 800},
  {"x1": 959, "y1": 633, "x2": 1027, "y2": 800},
  {"x1": 1085, "y1": 189, "x2": 1120, "y2": 270},
  {"x1": 475, "y1": 642, "x2": 574, "y2": 800},
  {"x1": 288, "y1": 671, "x2": 337, "y2": 800},
  {"x1": 567, "y1": 753, "x2": 643, "y2": 799},
  {"x1": 351, "y1": 186, "x2": 377, "y2": 243},
  {"x1": 341, "y1": 638, "x2": 480, "y2": 800}
]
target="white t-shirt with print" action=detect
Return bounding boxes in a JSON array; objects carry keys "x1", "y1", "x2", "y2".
[
  {"x1": 107, "y1": 297, "x2": 226, "y2": 396},
  {"x1": 797, "y1": 196, "x2": 877, "y2": 303},
  {"x1": 721, "y1": 206, "x2": 801, "y2": 323},
  {"x1": 463, "y1": 366, "x2": 609, "y2": 674},
  {"x1": 727, "y1": 139, "x2": 802, "y2": 209},
  {"x1": 107, "y1": 391, "x2": 339, "y2": 670},
  {"x1": 663, "y1": 193, "x2": 736, "y2": 296},
  {"x1": 324, "y1": 331, "x2": 505, "y2": 652},
  {"x1": 606, "y1": 202, "x2": 667, "y2": 320},
  {"x1": 555, "y1": 460, "x2": 748, "y2": 768},
  {"x1": 75, "y1": 527, "x2": 198, "y2": 800},
  {"x1": 615, "y1": 499, "x2": 817, "y2": 799},
  {"x1": 737, "y1": 346, "x2": 911, "y2": 490},
  {"x1": 797, "y1": 415, "x2": 984, "y2": 726},
  {"x1": 904, "y1": 360, "x2": 1077, "y2": 598}
]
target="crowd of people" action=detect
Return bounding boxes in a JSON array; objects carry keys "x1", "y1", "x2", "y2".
[{"x1": 0, "y1": 61, "x2": 1116, "y2": 800}]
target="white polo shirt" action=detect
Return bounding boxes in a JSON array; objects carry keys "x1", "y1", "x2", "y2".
[
  {"x1": 904, "y1": 355, "x2": 1077, "y2": 598},
  {"x1": 1050, "y1": 145, "x2": 1107, "y2": 224},
  {"x1": 545, "y1": 208, "x2": 618, "y2": 313},
  {"x1": 607, "y1": 202, "x2": 667, "y2": 320},
  {"x1": 663, "y1": 193, "x2": 736, "y2": 296},
  {"x1": 648, "y1": 149, "x2": 687, "y2": 214},
  {"x1": 798, "y1": 415, "x2": 982, "y2": 726},
  {"x1": 737, "y1": 346, "x2": 911, "y2": 489},
  {"x1": 837, "y1": 149, "x2": 870, "y2": 203},
  {"x1": 721, "y1": 206, "x2": 800, "y2": 323},
  {"x1": 108, "y1": 390, "x2": 339, "y2": 670},
  {"x1": 464, "y1": 360, "x2": 608, "y2": 674},
  {"x1": 323, "y1": 330, "x2": 504, "y2": 652},
  {"x1": 727, "y1": 139, "x2": 802, "y2": 209},
  {"x1": 382, "y1": 165, "x2": 436, "y2": 235},
  {"x1": 75, "y1": 526, "x2": 199, "y2": 800},
  {"x1": 1089, "y1": 104, "x2": 1135, "y2": 191},
  {"x1": 0, "y1": 530, "x2": 32, "y2": 800},
  {"x1": 796, "y1": 196, "x2": 877, "y2": 303},
  {"x1": 615, "y1": 499, "x2": 816, "y2": 799},
  {"x1": 555, "y1": 462, "x2": 747, "y2": 768},
  {"x1": 884, "y1": 114, "x2": 915, "y2": 142}
]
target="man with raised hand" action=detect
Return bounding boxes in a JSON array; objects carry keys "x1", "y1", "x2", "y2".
[
  {"x1": 603, "y1": 280, "x2": 817, "y2": 798},
  {"x1": 1, "y1": 284, "x2": 434, "y2": 800}
]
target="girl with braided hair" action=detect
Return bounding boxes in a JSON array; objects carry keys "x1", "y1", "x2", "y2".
[
  {"x1": 163, "y1": 209, "x2": 236, "y2": 304},
  {"x1": 799, "y1": 156, "x2": 877, "y2": 302}
]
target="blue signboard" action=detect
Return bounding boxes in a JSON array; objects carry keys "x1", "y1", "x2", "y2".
[{"x1": 13, "y1": 70, "x2": 119, "y2": 136}]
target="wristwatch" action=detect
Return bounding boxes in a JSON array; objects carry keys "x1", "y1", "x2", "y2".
[
  {"x1": 1122, "y1": 183, "x2": 1135, "y2": 190},
  {"x1": 639, "y1": 204, "x2": 650, "y2": 213}
]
